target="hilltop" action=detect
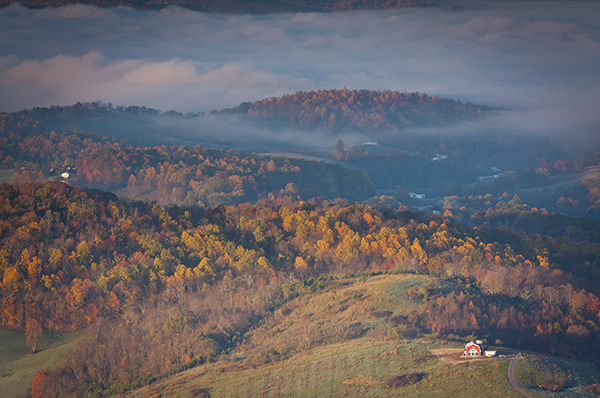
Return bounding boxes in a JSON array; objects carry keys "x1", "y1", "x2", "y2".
[{"x1": 223, "y1": 89, "x2": 495, "y2": 132}]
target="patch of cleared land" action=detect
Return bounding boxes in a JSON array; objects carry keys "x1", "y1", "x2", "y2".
[
  {"x1": 0, "y1": 169, "x2": 14, "y2": 182},
  {"x1": 429, "y1": 347, "x2": 517, "y2": 365}
]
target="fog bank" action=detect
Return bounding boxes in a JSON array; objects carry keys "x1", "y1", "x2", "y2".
[{"x1": 1, "y1": 1, "x2": 599, "y2": 151}]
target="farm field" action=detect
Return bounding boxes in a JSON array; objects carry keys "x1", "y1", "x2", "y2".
[{"x1": 0, "y1": 169, "x2": 14, "y2": 183}]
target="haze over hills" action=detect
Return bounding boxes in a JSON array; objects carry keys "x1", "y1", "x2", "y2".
[
  {"x1": 4, "y1": 92, "x2": 599, "y2": 220},
  {"x1": 1, "y1": 1, "x2": 599, "y2": 155}
]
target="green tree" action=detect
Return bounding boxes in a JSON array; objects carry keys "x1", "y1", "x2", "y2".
[{"x1": 163, "y1": 306, "x2": 197, "y2": 340}]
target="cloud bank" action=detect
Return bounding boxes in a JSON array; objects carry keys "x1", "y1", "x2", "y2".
[{"x1": 0, "y1": 1, "x2": 599, "y2": 151}]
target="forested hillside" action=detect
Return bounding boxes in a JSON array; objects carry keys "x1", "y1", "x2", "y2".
[
  {"x1": 227, "y1": 88, "x2": 495, "y2": 131},
  {"x1": 1, "y1": 182, "x2": 600, "y2": 396}
]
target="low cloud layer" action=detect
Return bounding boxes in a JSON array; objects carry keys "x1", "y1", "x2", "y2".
[{"x1": 0, "y1": 1, "x2": 599, "y2": 152}]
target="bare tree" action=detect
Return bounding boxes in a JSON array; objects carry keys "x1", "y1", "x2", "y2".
[
  {"x1": 519, "y1": 287, "x2": 533, "y2": 301},
  {"x1": 544, "y1": 286, "x2": 561, "y2": 304},
  {"x1": 330, "y1": 316, "x2": 354, "y2": 341},
  {"x1": 298, "y1": 324, "x2": 315, "y2": 351},
  {"x1": 505, "y1": 268, "x2": 525, "y2": 298},
  {"x1": 26, "y1": 318, "x2": 43, "y2": 353},
  {"x1": 241, "y1": 273, "x2": 254, "y2": 288},
  {"x1": 481, "y1": 268, "x2": 506, "y2": 296}
]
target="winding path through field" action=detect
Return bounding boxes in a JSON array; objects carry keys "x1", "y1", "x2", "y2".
[{"x1": 508, "y1": 359, "x2": 535, "y2": 398}]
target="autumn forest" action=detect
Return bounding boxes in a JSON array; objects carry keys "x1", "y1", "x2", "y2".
[{"x1": 0, "y1": 85, "x2": 599, "y2": 396}]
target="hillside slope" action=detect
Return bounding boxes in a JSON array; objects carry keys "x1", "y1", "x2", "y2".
[
  {"x1": 0, "y1": 330, "x2": 82, "y2": 398},
  {"x1": 122, "y1": 274, "x2": 600, "y2": 397}
]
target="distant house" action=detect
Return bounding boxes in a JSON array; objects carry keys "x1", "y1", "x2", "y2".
[
  {"x1": 463, "y1": 340, "x2": 483, "y2": 357},
  {"x1": 61, "y1": 172, "x2": 71, "y2": 179}
]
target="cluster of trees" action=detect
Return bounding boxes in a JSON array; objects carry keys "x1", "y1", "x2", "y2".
[
  {"x1": 29, "y1": 281, "x2": 275, "y2": 397},
  {"x1": 418, "y1": 265, "x2": 600, "y2": 359},
  {"x1": 228, "y1": 89, "x2": 494, "y2": 132},
  {"x1": 428, "y1": 193, "x2": 600, "y2": 281},
  {"x1": 437, "y1": 188, "x2": 600, "y2": 234},
  {"x1": 538, "y1": 155, "x2": 600, "y2": 175},
  {"x1": 0, "y1": 0, "x2": 432, "y2": 12},
  {"x1": 426, "y1": 155, "x2": 600, "y2": 222},
  {"x1": 0, "y1": 128, "x2": 115, "y2": 174},
  {"x1": 4, "y1": 102, "x2": 166, "y2": 125}
]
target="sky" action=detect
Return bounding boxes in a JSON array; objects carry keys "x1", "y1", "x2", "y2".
[{"x1": 0, "y1": 1, "x2": 599, "y2": 151}]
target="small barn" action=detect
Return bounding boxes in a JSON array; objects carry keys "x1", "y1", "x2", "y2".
[{"x1": 463, "y1": 340, "x2": 483, "y2": 357}]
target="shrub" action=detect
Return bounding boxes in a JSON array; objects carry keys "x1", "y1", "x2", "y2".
[
  {"x1": 386, "y1": 373, "x2": 420, "y2": 388},
  {"x1": 584, "y1": 383, "x2": 600, "y2": 394},
  {"x1": 541, "y1": 377, "x2": 567, "y2": 392},
  {"x1": 190, "y1": 388, "x2": 211, "y2": 397}
]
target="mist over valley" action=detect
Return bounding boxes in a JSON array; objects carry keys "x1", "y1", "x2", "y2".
[{"x1": 1, "y1": 0, "x2": 599, "y2": 152}]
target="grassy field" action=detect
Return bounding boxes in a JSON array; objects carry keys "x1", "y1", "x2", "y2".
[
  {"x1": 0, "y1": 329, "x2": 83, "y2": 398},
  {"x1": 126, "y1": 338, "x2": 528, "y2": 397},
  {"x1": 514, "y1": 354, "x2": 600, "y2": 397},
  {"x1": 0, "y1": 169, "x2": 14, "y2": 183}
]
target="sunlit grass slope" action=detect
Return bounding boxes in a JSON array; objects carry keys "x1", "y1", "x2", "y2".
[
  {"x1": 0, "y1": 329, "x2": 82, "y2": 398},
  {"x1": 128, "y1": 338, "x2": 528, "y2": 398}
]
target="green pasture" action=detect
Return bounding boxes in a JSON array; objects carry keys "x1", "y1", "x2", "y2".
[{"x1": 0, "y1": 329, "x2": 82, "y2": 398}]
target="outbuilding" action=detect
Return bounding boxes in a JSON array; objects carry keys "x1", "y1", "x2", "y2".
[{"x1": 463, "y1": 340, "x2": 483, "y2": 357}]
